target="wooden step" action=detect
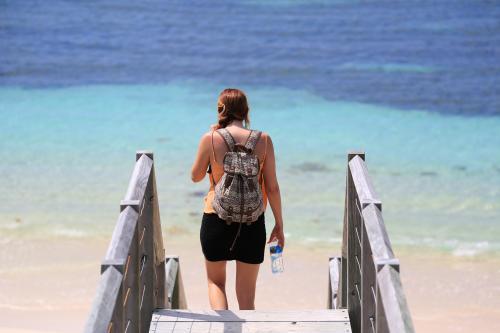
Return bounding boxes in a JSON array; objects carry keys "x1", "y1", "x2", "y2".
[{"x1": 149, "y1": 309, "x2": 351, "y2": 333}]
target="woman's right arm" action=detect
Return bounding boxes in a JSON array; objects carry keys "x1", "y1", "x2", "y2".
[{"x1": 262, "y1": 134, "x2": 285, "y2": 249}]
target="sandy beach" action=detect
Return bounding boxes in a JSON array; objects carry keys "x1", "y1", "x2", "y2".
[
  {"x1": 2, "y1": 0, "x2": 499, "y2": 332},
  {"x1": 1, "y1": 232, "x2": 499, "y2": 333}
]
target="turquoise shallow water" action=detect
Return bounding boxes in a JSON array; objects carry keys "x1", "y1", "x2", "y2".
[{"x1": 1, "y1": 82, "x2": 499, "y2": 257}]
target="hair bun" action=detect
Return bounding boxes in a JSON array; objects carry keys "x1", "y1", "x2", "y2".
[{"x1": 215, "y1": 88, "x2": 250, "y2": 129}]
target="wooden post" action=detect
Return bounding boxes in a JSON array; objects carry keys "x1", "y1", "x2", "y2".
[
  {"x1": 165, "y1": 255, "x2": 188, "y2": 309},
  {"x1": 341, "y1": 152, "x2": 366, "y2": 311},
  {"x1": 327, "y1": 256, "x2": 342, "y2": 309},
  {"x1": 138, "y1": 173, "x2": 155, "y2": 332},
  {"x1": 360, "y1": 205, "x2": 379, "y2": 333},
  {"x1": 346, "y1": 152, "x2": 365, "y2": 333},
  {"x1": 136, "y1": 150, "x2": 154, "y2": 161},
  {"x1": 150, "y1": 165, "x2": 167, "y2": 309}
]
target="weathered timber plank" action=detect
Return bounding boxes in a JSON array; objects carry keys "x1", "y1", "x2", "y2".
[
  {"x1": 377, "y1": 265, "x2": 415, "y2": 333},
  {"x1": 361, "y1": 204, "x2": 375, "y2": 333},
  {"x1": 101, "y1": 206, "x2": 139, "y2": 274},
  {"x1": 164, "y1": 256, "x2": 188, "y2": 309},
  {"x1": 150, "y1": 165, "x2": 167, "y2": 297},
  {"x1": 120, "y1": 199, "x2": 140, "y2": 213},
  {"x1": 348, "y1": 155, "x2": 381, "y2": 209},
  {"x1": 84, "y1": 266, "x2": 123, "y2": 333},
  {"x1": 123, "y1": 210, "x2": 140, "y2": 333},
  {"x1": 150, "y1": 167, "x2": 165, "y2": 264},
  {"x1": 361, "y1": 203, "x2": 398, "y2": 333},
  {"x1": 139, "y1": 171, "x2": 156, "y2": 333},
  {"x1": 124, "y1": 153, "x2": 153, "y2": 203},
  {"x1": 347, "y1": 151, "x2": 365, "y2": 162},
  {"x1": 339, "y1": 154, "x2": 353, "y2": 308},
  {"x1": 328, "y1": 256, "x2": 341, "y2": 309},
  {"x1": 151, "y1": 321, "x2": 352, "y2": 333},
  {"x1": 346, "y1": 165, "x2": 361, "y2": 333},
  {"x1": 175, "y1": 262, "x2": 188, "y2": 309},
  {"x1": 165, "y1": 256, "x2": 179, "y2": 309},
  {"x1": 137, "y1": 150, "x2": 154, "y2": 161},
  {"x1": 151, "y1": 309, "x2": 350, "y2": 322},
  {"x1": 362, "y1": 204, "x2": 395, "y2": 262}
]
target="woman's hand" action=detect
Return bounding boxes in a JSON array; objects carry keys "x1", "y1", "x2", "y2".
[
  {"x1": 267, "y1": 224, "x2": 285, "y2": 249},
  {"x1": 209, "y1": 124, "x2": 217, "y2": 131}
]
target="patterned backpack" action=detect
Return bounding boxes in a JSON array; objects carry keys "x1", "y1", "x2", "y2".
[{"x1": 211, "y1": 128, "x2": 265, "y2": 227}]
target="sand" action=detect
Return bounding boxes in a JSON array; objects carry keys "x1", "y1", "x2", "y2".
[{"x1": 0, "y1": 234, "x2": 499, "y2": 332}]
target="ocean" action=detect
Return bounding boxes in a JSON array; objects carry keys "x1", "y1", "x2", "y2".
[{"x1": 1, "y1": 0, "x2": 499, "y2": 257}]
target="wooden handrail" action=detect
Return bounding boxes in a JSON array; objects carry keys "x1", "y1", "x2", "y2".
[
  {"x1": 327, "y1": 256, "x2": 342, "y2": 309},
  {"x1": 376, "y1": 265, "x2": 414, "y2": 332},
  {"x1": 84, "y1": 266, "x2": 123, "y2": 333},
  {"x1": 329, "y1": 152, "x2": 415, "y2": 333},
  {"x1": 165, "y1": 255, "x2": 188, "y2": 309},
  {"x1": 84, "y1": 151, "x2": 186, "y2": 333}
]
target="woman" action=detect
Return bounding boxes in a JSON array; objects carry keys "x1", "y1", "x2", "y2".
[{"x1": 191, "y1": 88, "x2": 285, "y2": 310}]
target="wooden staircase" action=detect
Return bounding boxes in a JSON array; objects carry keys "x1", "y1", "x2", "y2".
[{"x1": 84, "y1": 151, "x2": 415, "y2": 333}]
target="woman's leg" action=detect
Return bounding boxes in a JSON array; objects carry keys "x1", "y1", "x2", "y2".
[
  {"x1": 205, "y1": 259, "x2": 228, "y2": 309},
  {"x1": 235, "y1": 260, "x2": 260, "y2": 309}
]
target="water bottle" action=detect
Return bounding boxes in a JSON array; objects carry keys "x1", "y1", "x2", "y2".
[{"x1": 269, "y1": 239, "x2": 284, "y2": 274}]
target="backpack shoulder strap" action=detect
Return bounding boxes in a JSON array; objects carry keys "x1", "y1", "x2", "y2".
[
  {"x1": 216, "y1": 128, "x2": 235, "y2": 151},
  {"x1": 244, "y1": 130, "x2": 262, "y2": 152}
]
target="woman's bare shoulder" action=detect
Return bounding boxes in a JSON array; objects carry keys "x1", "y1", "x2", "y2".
[
  {"x1": 198, "y1": 130, "x2": 216, "y2": 149},
  {"x1": 257, "y1": 130, "x2": 269, "y2": 139},
  {"x1": 259, "y1": 131, "x2": 273, "y2": 146},
  {"x1": 256, "y1": 131, "x2": 273, "y2": 160},
  {"x1": 202, "y1": 129, "x2": 220, "y2": 139}
]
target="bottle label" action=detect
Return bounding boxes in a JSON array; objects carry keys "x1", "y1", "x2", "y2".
[{"x1": 268, "y1": 240, "x2": 284, "y2": 273}]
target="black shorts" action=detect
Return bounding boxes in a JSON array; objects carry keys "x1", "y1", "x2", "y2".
[{"x1": 200, "y1": 212, "x2": 266, "y2": 264}]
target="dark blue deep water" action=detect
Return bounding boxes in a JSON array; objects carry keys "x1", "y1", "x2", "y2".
[{"x1": 1, "y1": 0, "x2": 499, "y2": 116}]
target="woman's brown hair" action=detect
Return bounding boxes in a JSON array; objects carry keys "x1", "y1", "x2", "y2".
[{"x1": 215, "y1": 88, "x2": 250, "y2": 129}]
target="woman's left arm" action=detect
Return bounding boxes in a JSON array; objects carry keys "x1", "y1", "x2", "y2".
[{"x1": 191, "y1": 132, "x2": 211, "y2": 182}]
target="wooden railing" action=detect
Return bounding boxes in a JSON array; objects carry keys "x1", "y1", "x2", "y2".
[
  {"x1": 84, "y1": 151, "x2": 187, "y2": 333},
  {"x1": 164, "y1": 255, "x2": 188, "y2": 310},
  {"x1": 328, "y1": 152, "x2": 415, "y2": 333}
]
